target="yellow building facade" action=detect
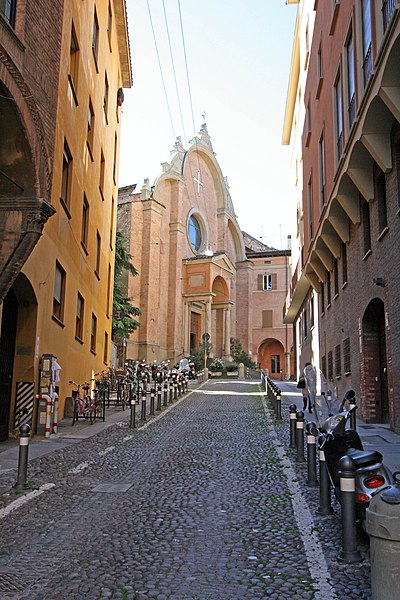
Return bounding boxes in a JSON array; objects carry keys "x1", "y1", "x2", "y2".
[{"x1": 0, "y1": 0, "x2": 131, "y2": 440}]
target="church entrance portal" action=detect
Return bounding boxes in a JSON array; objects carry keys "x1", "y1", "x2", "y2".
[{"x1": 361, "y1": 298, "x2": 389, "y2": 423}]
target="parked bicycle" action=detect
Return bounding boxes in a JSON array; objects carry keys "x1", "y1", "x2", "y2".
[{"x1": 70, "y1": 380, "x2": 96, "y2": 425}]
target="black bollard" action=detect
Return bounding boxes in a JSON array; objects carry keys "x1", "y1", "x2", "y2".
[
  {"x1": 150, "y1": 388, "x2": 155, "y2": 415},
  {"x1": 174, "y1": 381, "x2": 178, "y2": 401},
  {"x1": 140, "y1": 389, "x2": 147, "y2": 421},
  {"x1": 296, "y1": 411, "x2": 306, "y2": 463},
  {"x1": 289, "y1": 404, "x2": 297, "y2": 448},
  {"x1": 14, "y1": 424, "x2": 31, "y2": 490},
  {"x1": 129, "y1": 385, "x2": 136, "y2": 428},
  {"x1": 338, "y1": 455, "x2": 362, "y2": 563},
  {"x1": 163, "y1": 383, "x2": 168, "y2": 407},
  {"x1": 316, "y1": 442, "x2": 335, "y2": 516},
  {"x1": 156, "y1": 385, "x2": 162, "y2": 411},
  {"x1": 349, "y1": 398, "x2": 357, "y2": 431},
  {"x1": 276, "y1": 393, "x2": 282, "y2": 420},
  {"x1": 305, "y1": 423, "x2": 319, "y2": 487},
  {"x1": 169, "y1": 381, "x2": 173, "y2": 404}
]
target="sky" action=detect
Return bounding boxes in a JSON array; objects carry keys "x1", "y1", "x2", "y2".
[{"x1": 119, "y1": 1, "x2": 298, "y2": 250}]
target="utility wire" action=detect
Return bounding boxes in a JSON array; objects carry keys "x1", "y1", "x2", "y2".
[
  {"x1": 162, "y1": 0, "x2": 187, "y2": 143},
  {"x1": 146, "y1": 0, "x2": 176, "y2": 141}
]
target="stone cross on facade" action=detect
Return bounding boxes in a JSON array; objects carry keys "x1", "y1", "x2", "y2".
[{"x1": 193, "y1": 170, "x2": 204, "y2": 195}]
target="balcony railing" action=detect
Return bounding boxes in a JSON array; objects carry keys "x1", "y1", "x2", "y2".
[
  {"x1": 0, "y1": 0, "x2": 16, "y2": 28},
  {"x1": 336, "y1": 132, "x2": 343, "y2": 162},
  {"x1": 382, "y1": 0, "x2": 396, "y2": 32},
  {"x1": 362, "y1": 43, "x2": 373, "y2": 87}
]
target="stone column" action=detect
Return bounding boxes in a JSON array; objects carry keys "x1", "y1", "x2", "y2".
[
  {"x1": 205, "y1": 299, "x2": 213, "y2": 358},
  {"x1": 183, "y1": 301, "x2": 190, "y2": 355},
  {"x1": 223, "y1": 305, "x2": 232, "y2": 360}
]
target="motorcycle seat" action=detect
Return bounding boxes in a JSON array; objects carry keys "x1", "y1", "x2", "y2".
[{"x1": 347, "y1": 447, "x2": 383, "y2": 469}]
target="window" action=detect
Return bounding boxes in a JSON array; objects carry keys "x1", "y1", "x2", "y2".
[
  {"x1": 91, "y1": 313, "x2": 97, "y2": 353},
  {"x1": 92, "y1": 7, "x2": 99, "y2": 66},
  {"x1": 103, "y1": 73, "x2": 109, "y2": 122},
  {"x1": 361, "y1": 0, "x2": 372, "y2": 86},
  {"x1": 81, "y1": 194, "x2": 89, "y2": 250},
  {"x1": 326, "y1": 271, "x2": 331, "y2": 306},
  {"x1": 333, "y1": 258, "x2": 339, "y2": 297},
  {"x1": 188, "y1": 215, "x2": 202, "y2": 252},
  {"x1": 60, "y1": 140, "x2": 72, "y2": 213},
  {"x1": 341, "y1": 242, "x2": 348, "y2": 285},
  {"x1": 346, "y1": 27, "x2": 356, "y2": 129},
  {"x1": 99, "y1": 150, "x2": 105, "y2": 199},
  {"x1": 310, "y1": 295, "x2": 315, "y2": 328},
  {"x1": 343, "y1": 337, "x2": 351, "y2": 373},
  {"x1": 106, "y1": 264, "x2": 111, "y2": 317},
  {"x1": 335, "y1": 72, "x2": 343, "y2": 161},
  {"x1": 95, "y1": 230, "x2": 101, "y2": 277},
  {"x1": 303, "y1": 307, "x2": 308, "y2": 339},
  {"x1": 307, "y1": 176, "x2": 313, "y2": 240},
  {"x1": 383, "y1": 0, "x2": 396, "y2": 32},
  {"x1": 320, "y1": 281, "x2": 325, "y2": 314},
  {"x1": 362, "y1": 197, "x2": 372, "y2": 255},
  {"x1": 319, "y1": 131, "x2": 326, "y2": 207},
  {"x1": 335, "y1": 344, "x2": 341, "y2": 377},
  {"x1": 316, "y1": 41, "x2": 323, "y2": 98},
  {"x1": 321, "y1": 355, "x2": 327, "y2": 378},
  {"x1": 53, "y1": 262, "x2": 66, "y2": 323},
  {"x1": 110, "y1": 197, "x2": 115, "y2": 247},
  {"x1": 376, "y1": 168, "x2": 388, "y2": 235},
  {"x1": 1, "y1": 0, "x2": 16, "y2": 27},
  {"x1": 262, "y1": 310, "x2": 273, "y2": 328},
  {"x1": 104, "y1": 331, "x2": 109, "y2": 364},
  {"x1": 107, "y1": 1, "x2": 112, "y2": 48},
  {"x1": 271, "y1": 355, "x2": 280, "y2": 374},
  {"x1": 328, "y1": 350, "x2": 333, "y2": 381},
  {"x1": 69, "y1": 23, "x2": 79, "y2": 101},
  {"x1": 75, "y1": 293, "x2": 84, "y2": 340},
  {"x1": 87, "y1": 99, "x2": 95, "y2": 159},
  {"x1": 258, "y1": 274, "x2": 277, "y2": 291},
  {"x1": 305, "y1": 102, "x2": 311, "y2": 146}
]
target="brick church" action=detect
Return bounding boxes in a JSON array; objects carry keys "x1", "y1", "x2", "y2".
[{"x1": 118, "y1": 125, "x2": 293, "y2": 377}]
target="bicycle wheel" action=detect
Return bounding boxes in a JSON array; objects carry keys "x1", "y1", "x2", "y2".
[
  {"x1": 89, "y1": 397, "x2": 95, "y2": 424},
  {"x1": 72, "y1": 398, "x2": 79, "y2": 425}
]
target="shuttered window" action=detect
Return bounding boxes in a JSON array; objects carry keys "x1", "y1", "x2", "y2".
[
  {"x1": 257, "y1": 273, "x2": 277, "y2": 290},
  {"x1": 262, "y1": 310, "x2": 273, "y2": 328}
]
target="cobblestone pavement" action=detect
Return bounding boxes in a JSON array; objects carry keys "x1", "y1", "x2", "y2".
[{"x1": 0, "y1": 380, "x2": 371, "y2": 599}]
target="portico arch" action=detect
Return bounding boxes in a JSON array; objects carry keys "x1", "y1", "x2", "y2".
[{"x1": 258, "y1": 338, "x2": 285, "y2": 378}]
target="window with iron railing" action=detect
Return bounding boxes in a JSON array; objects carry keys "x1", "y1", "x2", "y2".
[
  {"x1": 382, "y1": 0, "x2": 396, "y2": 32},
  {"x1": 362, "y1": 0, "x2": 372, "y2": 86},
  {"x1": 343, "y1": 337, "x2": 351, "y2": 374},
  {"x1": 319, "y1": 132, "x2": 326, "y2": 207},
  {"x1": 335, "y1": 344, "x2": 341, "y2": 377},
  {"x1": 328, "y1": 350, "x2": 333, "y2": 381},
  {"x1": 346, "y1": 27, "x2": 356, "y2": 128},
  {"x1": 335, "y1": 73, "x2": 343, "y2": 161}
]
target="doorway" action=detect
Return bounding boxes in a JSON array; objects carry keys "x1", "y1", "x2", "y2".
[{"x1": 0, "y1": 289, "x2": 18, "y2": 441}]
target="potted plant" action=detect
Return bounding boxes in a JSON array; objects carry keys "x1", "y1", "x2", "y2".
[
  {"x1": 210, "y1": 358, "x2": 224, "y2": 377},
  {"x1": 226, "y1": 363, "x2": 238, "y2": 377}
]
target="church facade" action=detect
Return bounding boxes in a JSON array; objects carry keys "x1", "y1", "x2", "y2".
[{"x1": 118, "y1": 125, "x2": 293, "y2": 376}]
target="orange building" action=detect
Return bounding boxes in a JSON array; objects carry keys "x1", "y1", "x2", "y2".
[
  {"x1": 118, "y1": 126, "x2": 293, "y2": 377},
  {"x1": 0, "y1": 0, "x2": 131, "y2": 440}
]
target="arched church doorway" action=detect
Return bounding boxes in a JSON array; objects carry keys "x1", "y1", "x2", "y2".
[
  {"x1": 361, "y1": 298, "x2": 389, "y2": 423},
  {"x1": 0, "y1": 274, "x2": 38, "y2": 441},
  {"x1": 211, "y1": 276, "x2": 231, "y2": 358},
  {"x1": 258, "y1": 339, "x2": 285, "y2": 379}
]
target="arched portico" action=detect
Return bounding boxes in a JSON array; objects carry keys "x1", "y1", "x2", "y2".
[{"x1": 258, "y1": 338, "x2": 285, "y2": 378}]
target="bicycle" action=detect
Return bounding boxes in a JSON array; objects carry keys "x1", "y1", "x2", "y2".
[{"x1": 70, "y1": 381, "x2": 92, "y2": 425}]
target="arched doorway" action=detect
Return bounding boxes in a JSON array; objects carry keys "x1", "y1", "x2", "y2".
[
  {"x1": 211, "y1": 276, "x2": 231, "y2": 358},
  {"x1": 258, "y1": 339, "x2": 285, "y2": 379},
  {"x1": 361, "y1": 298, "x2": 389, "y2": 423},
  {"x1": 0, "y1": 274, "x2": 38, "y2": 441}
]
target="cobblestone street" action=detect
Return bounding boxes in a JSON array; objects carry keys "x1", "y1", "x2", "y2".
[{"x1": 0, "y1": 381, "x2": 371, "y2": 600}]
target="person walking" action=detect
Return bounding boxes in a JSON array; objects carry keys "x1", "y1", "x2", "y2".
[{"x1": 297, "y1": 363, "x2": 312, "y2": 413}]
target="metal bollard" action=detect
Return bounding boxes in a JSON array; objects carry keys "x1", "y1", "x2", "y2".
[
  {"x1": 305, "y1": 423, "x2": 319, "y2": 487},
  {"x1": 296, "y1": 411, "x2": 306, "y2": 463},
  {"x1": 338, "y1": 455, "x2": 362, "y2": 563},
  {"x1": 276, "y1": 393, "x2": 282, "y2": 420},
  {"x1": 349, "y1": 399, "x2": 357, "y2": 431},
  {"x1": 129, "y1": 396, "x2": 136, "y2": 428},
  {"x1": 174, "y1": 381, "x2": 178, "y2": 401},
  {"x1": 316, "y1": 443, "x2": 335, "y2": 516},
  {"x1": 150, "y1": 388, "x2": 155, "y2": 415},
  {"x1": 289, "y1": 404, "x2": 297, "y2": 448},
  {"x1": 140, "y1": 389, "x2": 147, "y2": 421},
  {"x1": 14, "y1": 424, "x2": 31, "y2": 490},
  {"x1": 169, "y1": 382, "x2": 173, "y2": 404},
  {"x1": 156, "y1": 385, "x2": 162, "y2": 411},
  {"x1": 163, "y1": 383, "x2": 168, "y2": 407}
]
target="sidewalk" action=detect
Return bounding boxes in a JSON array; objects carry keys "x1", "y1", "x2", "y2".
[{"x1": 276, "y1": 380, "x2": 400, "y2": 474}]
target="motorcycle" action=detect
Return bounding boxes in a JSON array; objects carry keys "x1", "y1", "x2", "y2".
[{"x1": 305, "y1": 368, "x2": 394, "y2": 519}]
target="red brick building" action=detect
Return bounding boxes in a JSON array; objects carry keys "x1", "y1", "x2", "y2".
[
  {"x1": 285, "y1": 1, "x2": 400, "y2": 430},
  {"x1": 118, "y1": 126, "x2": 293, "y2": 377}
]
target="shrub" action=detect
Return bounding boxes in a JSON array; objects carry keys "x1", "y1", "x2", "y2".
[
  {"x1": 226, "y1": 363, "x2": 238, "y2": 372},
  {"x1": 210, "y1": 358, "x2": 224, "y2": 372}
]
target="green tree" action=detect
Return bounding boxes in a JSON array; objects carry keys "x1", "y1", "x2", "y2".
[
  {"x1": 112, "y1": 231, "x2": 141, "y2": 340},
  {"x1": 230, "y1": 337, "x2": 257, "y2": 369}
]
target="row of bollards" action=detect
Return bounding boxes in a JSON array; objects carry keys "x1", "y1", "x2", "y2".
[
  {"x1": 129, "y1": 376, "x2": 189, "y2": 429},
  {"x1": 287, "y1": 404, "x2": 362, "y2": 564},
  {"x1": 266, "y1": 377, "x2": 282, "y2": 420}
]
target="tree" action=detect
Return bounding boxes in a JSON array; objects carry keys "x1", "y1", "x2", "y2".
[
  {"x1": 230, "y1": 337, "x2": 257, "y2": 369},
  {"x1": 112, "y1": 231, "x2": 141, "y2": 341}
]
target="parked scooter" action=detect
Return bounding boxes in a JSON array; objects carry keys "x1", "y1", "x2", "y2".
[{"x1": 308, "y1": 380, "x2": 394, "y2": 520}]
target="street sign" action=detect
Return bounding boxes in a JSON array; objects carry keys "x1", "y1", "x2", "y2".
[{"x1": 202, "y1": 332, "x2": 210, "y2": 341}]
